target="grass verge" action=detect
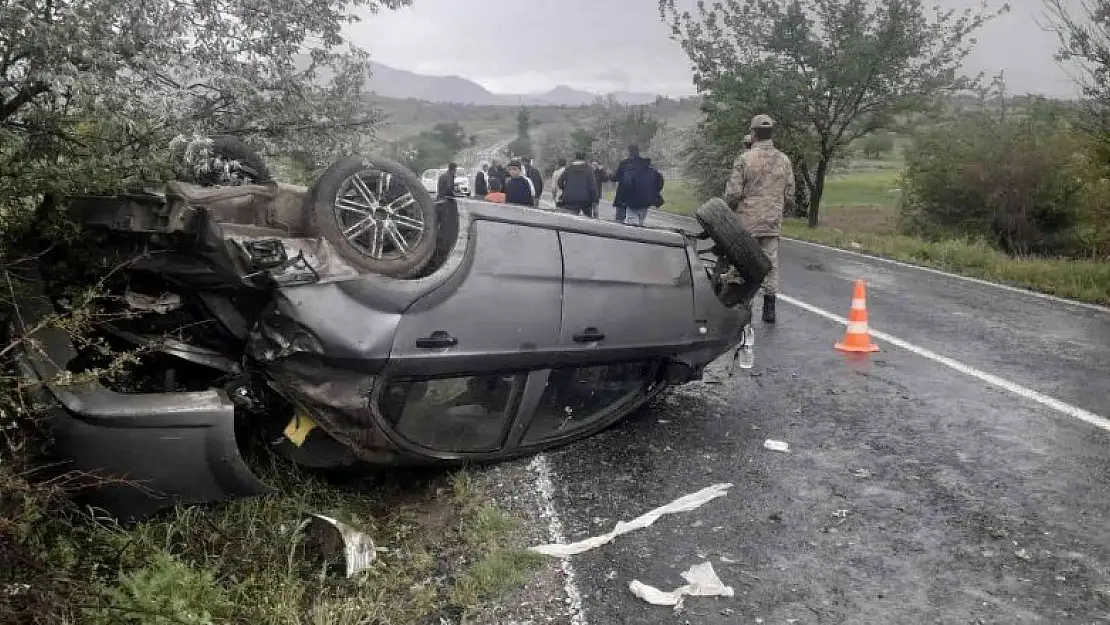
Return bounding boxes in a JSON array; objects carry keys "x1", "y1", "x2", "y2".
[
  {"x1": 1, "y1": 455, "x2": 542, "y2": 625},
  {"x1": 782, "y1": 219, "x2": 1110, "y2": 305},
  {"x1": 654, "y1": 166, "x2": 1110, "y2": 305}
]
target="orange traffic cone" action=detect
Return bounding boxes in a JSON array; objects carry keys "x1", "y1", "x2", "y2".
[{"x1": 835, "y1": 280, "x2": 880, "y2": 353}]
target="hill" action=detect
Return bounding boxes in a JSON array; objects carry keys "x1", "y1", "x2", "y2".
[{"x1": 366, "y1": 62, "x2": 659, "y2": 106}]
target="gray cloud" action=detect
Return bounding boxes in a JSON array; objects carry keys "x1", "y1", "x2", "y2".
[{"x1": 347, "y1": 0, "x2": 1078, "y2": 97}]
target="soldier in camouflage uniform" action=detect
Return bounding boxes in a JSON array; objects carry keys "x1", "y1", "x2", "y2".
[{"x1": 723, "y1": 114, "x2": 794, "y2": 323}]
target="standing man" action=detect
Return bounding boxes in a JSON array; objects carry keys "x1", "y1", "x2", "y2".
[
  {"x1": 590, "y1": 161, "x2": 609, "y2": 218},
  {"x1": 489, "y1": 159, "x2": 509, "y2": 190},
  {"x1": 556, "y1": 152, "x2": 598, "y2": 216},
  {"x1": 612, "y1": 146, "x2": 652, "y2": 225},
  {"x1": 504, "y1": 160, "x2": 535, "y2": 207},
  {"x1": 474, "y1": 163, "x2": 490, "y2": 199},
  {"x1": 522, "y1": 157, "x2": 544, "y2": 207},
  {"x1": 724, "y1": 114, "x2": 795, "y2": 324},
  {"x1": 437, "y1": 163, "x2": 458, "y2": 201},
  {"x1": 612, "y1": 145, "x2": 658, "y2": 226},
  {"x1": 551, "y1": 158, "x2": 567, "y2": 206}
]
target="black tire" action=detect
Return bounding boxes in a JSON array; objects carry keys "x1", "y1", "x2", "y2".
[
  {"x1": 182, "y1": 135, "x2": 272, "y2": 186},
  {"x1": 695, "y1": 197, "x2": 772, "y2": 290},
  {"x1": 308, "y1": 156, "x2": 438, "y2": 279},
  {"x1": 208, "y1": 135, "x2": 272, "y2": 182}
]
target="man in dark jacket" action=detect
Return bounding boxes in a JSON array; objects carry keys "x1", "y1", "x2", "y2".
[
  {"x1": 473, "y1": 163, "x2": 489, "y2": 198},
  {"x1": 557, "y1": 153, "x2": 599, "y2": 216},
  {"x1": 522, "y1": 157, "x2": 544, "y2": 207},
  {"x1": 437, "y1": 163, "x2": 458, "y2": 201},
  {"x1": 504, "y1": 160, "x2": 535, "y2": 207},
  {"x1": 612, "y1": 146, "x2": 662, "y2": 226},
  {"x1": 489, "y1": 160, "x2": 509, "y2": 190}
]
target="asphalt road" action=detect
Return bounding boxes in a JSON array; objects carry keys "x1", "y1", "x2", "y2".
[{"x1": 525, "y1": 202, "x2": 1110, "y2": 624}]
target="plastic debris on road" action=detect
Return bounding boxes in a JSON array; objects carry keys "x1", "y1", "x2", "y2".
[
  {"x1": 530, "y1": 483, "x2": 733, "y2": 558},
  {"x1": 763, "y1": 439, "x2": 790, "y2": 453},
  {"x1": 309, "y1": 514, "x2": 377, "y2": 577},
  {"x1": 629, "y1": 561, "x2": 735, "y2": 609}
]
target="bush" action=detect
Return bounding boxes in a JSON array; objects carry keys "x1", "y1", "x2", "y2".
[
  {"x1": 859, "y1": 132, "x2": 896, "y2": 159},
  {"x1": 900, "y1": 116, "x2": 1090, "y2": 256}
]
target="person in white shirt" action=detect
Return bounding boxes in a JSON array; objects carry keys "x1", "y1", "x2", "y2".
[{"x1": 550, "y1": 158, "x2": 567, "y2": 206}]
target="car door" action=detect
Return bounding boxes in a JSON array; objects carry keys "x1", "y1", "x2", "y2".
[
  {"x1": 558, "y1": 229, "x2": 697, "y2": 357},
  {"x1": 389, "y1": 218, "x2": 563, "y2": 375},
  {"x1": 374, "y1": 219, "x2": 564, "y2": 454}
]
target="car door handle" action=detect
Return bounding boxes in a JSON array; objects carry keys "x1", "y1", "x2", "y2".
[
  {"x1": 416, "y1": 331, "x2": 458, "y2": 349},
  {"x1": 573, "y1": 327, "x2": 606, "y2": 343}
]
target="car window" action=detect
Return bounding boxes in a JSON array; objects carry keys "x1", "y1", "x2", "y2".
[
  {"x1": 522, "y1": 361, "x2": 661, "y2": 445},
  {"x1": 379, "y1": 373, "x2": 523, "y2": 452}
]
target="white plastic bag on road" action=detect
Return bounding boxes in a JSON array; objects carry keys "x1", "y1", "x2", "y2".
[
  {"x1": 629, "y1": 561, "x2": 735, "y2": 608},
  {"x1": 529, "y1": 483, "x2": 733, "y2": 558}
]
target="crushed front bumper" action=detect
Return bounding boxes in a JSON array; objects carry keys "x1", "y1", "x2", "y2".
[{"x1": 11, "y1": 275, "x2": 272, "y2": 521}]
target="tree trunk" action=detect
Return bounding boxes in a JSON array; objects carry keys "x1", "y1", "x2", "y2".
[{"x1": 807, "y1": 157, "x2": 830, "y2": 228}]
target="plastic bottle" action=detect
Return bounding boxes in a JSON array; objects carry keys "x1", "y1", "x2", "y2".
[{"x1": 737, "y1": 325, "x2": 755, "y2": 370}]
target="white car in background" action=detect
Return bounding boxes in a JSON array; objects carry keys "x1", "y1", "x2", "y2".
[{"x1": 421, "y1": 167, "x2": 470, "y2": 197}]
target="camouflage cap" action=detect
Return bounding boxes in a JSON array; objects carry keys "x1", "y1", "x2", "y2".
[{"x1": 750, "y1": 114, "x2": 775, "y2": 129}]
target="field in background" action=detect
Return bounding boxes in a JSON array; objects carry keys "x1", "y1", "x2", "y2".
[
  {"x1": 776, "y1": 169, "x2": 1110, "y2": 304},
  {"x1": 645, "y1": 163, "x2": 1110, "y2": 304}
]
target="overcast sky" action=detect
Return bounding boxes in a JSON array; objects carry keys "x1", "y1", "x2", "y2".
[{"x1": 348, "y1": 0, "x2": 1078, "y2": 97}]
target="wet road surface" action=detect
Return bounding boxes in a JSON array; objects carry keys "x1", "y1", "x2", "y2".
[{"x1": 532, "y1": 203, "x2": 1110, "y2": 624}]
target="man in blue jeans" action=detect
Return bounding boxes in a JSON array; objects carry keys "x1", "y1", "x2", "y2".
[{"x1": 612, "y1": 145, "x2": 664, "y2": 226}]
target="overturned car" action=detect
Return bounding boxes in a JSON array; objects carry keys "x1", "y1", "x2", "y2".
[{"x1": 11, "y1": 146, "x2": 770, "y2": 520}]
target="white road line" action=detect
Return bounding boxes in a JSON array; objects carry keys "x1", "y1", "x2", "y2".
[
  {"x1": 528, "y1": 455, "x2": 588, "y2": 625},
  {"x1": 783, "y1": 237, "x2": 1110, "y2": 315},
  {"x1": 779, "y1": 293, "x2": 1110, "y2": 434}
]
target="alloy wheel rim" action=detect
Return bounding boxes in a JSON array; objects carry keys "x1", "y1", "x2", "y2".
[{"x1": 332, "y1": 169, "x2": 425, "y2": 260}]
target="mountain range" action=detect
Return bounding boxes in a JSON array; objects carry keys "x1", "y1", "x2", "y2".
[{"x1": 366, "y1": 62, "x2": 661, "y2": 106}]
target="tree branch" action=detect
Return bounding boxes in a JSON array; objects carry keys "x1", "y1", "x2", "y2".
[{"x1": 1, "y1": 82, "x2": 51, "y2": 123}]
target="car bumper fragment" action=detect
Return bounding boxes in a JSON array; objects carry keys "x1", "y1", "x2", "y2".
[{"x1": 12, "y1": 273, "x2": 272, "y2": 521}]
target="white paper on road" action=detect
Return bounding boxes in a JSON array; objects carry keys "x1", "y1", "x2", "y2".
[
  {"x1": 529, "y1": 483, "x2": 733, "y2": 558},
  {"x1": 763, "y1": 439, "x2": 790, "y2": 453},
  {"x1": 629, "y1": 561, "x2": 735, "y2": 608}
]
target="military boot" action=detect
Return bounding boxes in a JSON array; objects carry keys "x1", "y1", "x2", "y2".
[{"x1": 762, "y1": 295, "x2": 777, "y2": 323}]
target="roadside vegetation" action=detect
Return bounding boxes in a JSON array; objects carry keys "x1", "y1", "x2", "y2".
[
  {"x1": 0, "y1": 1, "x2": 539, "y2": 622},
  {"x1": 649, "y1": 0, "x2": 1110, "y2": 305}
]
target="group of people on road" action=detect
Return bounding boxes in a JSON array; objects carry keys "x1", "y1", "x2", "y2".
[
  {"x1": 462, "y1": 145, "x2": 665, "y2": 228},
  {"x1": 440, "y1": 112, "x2": 794, "y2": 323},
  {"x1": 469, "y1": 157, "x2": 546, "y2": 207}
]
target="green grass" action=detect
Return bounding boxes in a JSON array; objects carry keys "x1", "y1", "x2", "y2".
[
  {"x1": 660, "y1": 178, "x2": 699, "y2": 216},
  {"x1": 820, "y1": 169, "x2": 902, "y2": 207},
  {"x1": 2, "y1": 457, "x2": 542, "y2": 625},
  {"x1": 648, "y1": 169, "x2": 902, "y2": 221},
  {"x1": 647, "y1": 167, "x2": 1110, "y2": 305},
  {"x1": 782, "y1": 220, "x2": 1110, "y2": 305}
]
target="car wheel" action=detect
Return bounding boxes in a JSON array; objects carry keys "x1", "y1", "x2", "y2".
[
  {"x1": 309, "y1": 156, "x2": 439, "y2": 279},
  {"x1": 695, "y1": 198, "x2": 772, "y2": 292},
  {"x1": 186, "y1": 135, "x2": 272, "y2": 185}
]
